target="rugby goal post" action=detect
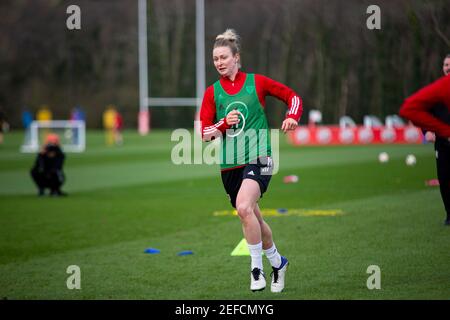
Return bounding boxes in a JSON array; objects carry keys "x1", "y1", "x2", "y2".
[
  {"x1": 138, "y1": 0, "x2": 205, "y2": 135},
  {"x1": 21, "y1": 120, "x2": 86, "y2": 153}
]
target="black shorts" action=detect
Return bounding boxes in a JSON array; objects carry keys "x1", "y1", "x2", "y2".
[{"x1": 221, "y1": 157, "x2": 273, "y2": 208}]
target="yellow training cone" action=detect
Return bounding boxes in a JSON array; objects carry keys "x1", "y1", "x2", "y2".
[{"x1": 231, "y1": 238, "x2": 264, "y2": 256}]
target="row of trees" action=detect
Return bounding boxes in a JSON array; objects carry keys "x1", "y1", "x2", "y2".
[{"x1": 1, "y1": 0, "x2": 449, "y2": 129}]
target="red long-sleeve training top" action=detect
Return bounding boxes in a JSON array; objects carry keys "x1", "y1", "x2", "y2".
[
  {"x1": 200, "y1": 71, "x2": 303, "y2": 140},
  {"x1": 399, "y1": 75, "x2": 450, "y2": 139}
]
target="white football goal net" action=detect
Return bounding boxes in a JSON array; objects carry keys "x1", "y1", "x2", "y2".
[{"x1": 21, "y1": 120, "x2": 86, "y2": 153}]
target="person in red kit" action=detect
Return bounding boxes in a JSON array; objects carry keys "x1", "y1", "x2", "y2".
[
  {"x1": 423, "y1": 55, "x2": 450, "y2": 142},
  {"x1": 114, "y1": 109, "x2": 124, "y2": 145},
  {"x1": 200, "y1": 29, "x2": 303, "y2": 292},
  {"x1": 399, "y1": 56, "x2": 450, "y2": 226}
]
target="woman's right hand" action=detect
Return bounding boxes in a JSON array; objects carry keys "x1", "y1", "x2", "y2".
[{"x1": 226, "y1": 110, "x2": 241, "y2": 126}]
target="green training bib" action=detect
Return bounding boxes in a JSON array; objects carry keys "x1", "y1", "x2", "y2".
[{"x1": 214, "y1": 74, "x2": 271, "y2": 170}]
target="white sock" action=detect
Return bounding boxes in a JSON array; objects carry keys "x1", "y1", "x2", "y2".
[
  {"x1": 247, "y1": 242, "x2": 263, "y2": 271},
  {"x1": 263, "y1": 243, "x2": 282, "y2": 268}
]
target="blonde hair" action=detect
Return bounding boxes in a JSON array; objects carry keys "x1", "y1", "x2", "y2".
[{"x1": 214, "y1": 29, "x2": 241, "y2": 67}]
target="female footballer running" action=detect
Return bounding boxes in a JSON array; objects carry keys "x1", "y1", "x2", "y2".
[{"x1": 200, "y1": 29, "x2": 303, "y2": 292}]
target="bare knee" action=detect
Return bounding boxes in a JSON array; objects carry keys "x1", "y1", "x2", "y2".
[{"x1": 236, "y1": 202, "x2": 254, "y2": 221}]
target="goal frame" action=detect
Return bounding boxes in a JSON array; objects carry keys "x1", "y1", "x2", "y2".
[{"x1": 20, "y1": 120, "x2": 86, "y2": 153}]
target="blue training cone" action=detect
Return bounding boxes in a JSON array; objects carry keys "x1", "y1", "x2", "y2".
[
  {"x1": 144, "y1": 248, "x2": 161, "y2": 254},
  {"x1": 177, "y1": 250, "x2": 194, "y2": 256}
]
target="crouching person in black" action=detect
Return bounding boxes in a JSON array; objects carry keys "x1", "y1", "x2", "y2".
[{"x1": 31, "y1": 133, "x2": 67, "y2": 196}]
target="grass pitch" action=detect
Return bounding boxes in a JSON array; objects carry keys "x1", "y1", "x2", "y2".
[{"x1": 0, "y1": 130, "x2": 449, "y2": 299}]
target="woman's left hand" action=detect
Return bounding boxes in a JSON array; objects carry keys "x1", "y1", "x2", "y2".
[{"x1": 281, "y1": 118, "x2": 298, "y2": 133}]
